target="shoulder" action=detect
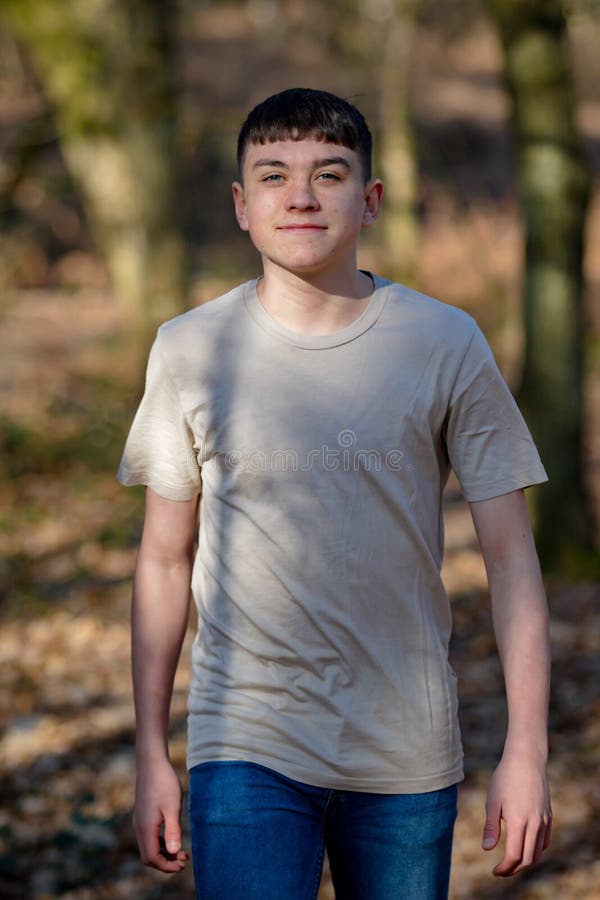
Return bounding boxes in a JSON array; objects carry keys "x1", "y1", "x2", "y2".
[
  {"x1": 376, "y1": 277, "x2": 478, "y2": 351},
  {"x1": 156, "y1": 281, "x2": 250, "y2": 350},
  {"x1": 145, "y1": 281, "x2": 253, "y2": 387}
]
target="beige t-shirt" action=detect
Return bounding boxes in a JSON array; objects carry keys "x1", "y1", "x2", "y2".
[{"x1": 118, "y1": 275, "x2": 547, "y2": 793}]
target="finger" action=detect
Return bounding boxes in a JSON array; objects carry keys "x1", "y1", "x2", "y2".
[
  {"x1": 533, "y1": 819, "x2": 552, "y2": 863},
  {"x1": 492, "y1": 820, "x2": 525, "y2": 876},
  {"x1": 163, "y1": 806, "x2": 183, "y2": 856},
  {"x1": 148, "y1": 852, "x2": 187, "y2": 873},
  {"x1": 517, "y1": 817, "x2": 543, "y2": 871},
  {"x1": 159, "y1": 836, "x2": 188, "y2": 861},
  {"x1": 542, "y1": 815, "x2": 553, "y2": 851},
  {"x1": 155, "y1": 836, "x2": 188, "y2": 871},
  {"x1": 482, "y1": 798, "x2": 502, "y2": 850},
  {"x1": 136, "y1": 818, "x2": 186, "y2": 873},
  {"x1": 133, "y1": 812, "x2": 161, "y2": 867},
  {"x1": 145, "y1": 838, "x2": 187, "y2": 873}
]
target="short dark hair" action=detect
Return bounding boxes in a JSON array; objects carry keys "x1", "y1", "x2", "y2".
[{"x1": 237, "y1": 88, "x2": 372, "y2": 182}]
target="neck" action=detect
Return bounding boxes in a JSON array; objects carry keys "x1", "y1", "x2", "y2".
[{"x1": 257, "y1": 261, "x2": 374, "y2": 336}]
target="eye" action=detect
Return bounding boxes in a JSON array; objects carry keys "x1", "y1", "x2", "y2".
[
  {"x1": 316, "y1": 171, "x2": 341, "y2": 181},
  {"x1": 262, "y1": 173, "x2": 284, "y2": 182}
]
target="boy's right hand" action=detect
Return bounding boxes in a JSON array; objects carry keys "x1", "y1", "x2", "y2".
[{"x1": 133, "y1": 757, "x2": 189, "y2": 873}]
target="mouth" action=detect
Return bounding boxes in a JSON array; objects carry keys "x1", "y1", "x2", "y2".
[{"x1": 278, "y1": 224, "x2": 327, "y2": 231}]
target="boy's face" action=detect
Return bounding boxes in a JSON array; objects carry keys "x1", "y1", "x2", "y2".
[{"x1": 232, "y1": 138, "x2": 382, "y2": 279}]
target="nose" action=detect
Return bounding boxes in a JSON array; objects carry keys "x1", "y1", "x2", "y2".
[{"x1": 286, "y1": 179, "x2": 320, "y2": 211}]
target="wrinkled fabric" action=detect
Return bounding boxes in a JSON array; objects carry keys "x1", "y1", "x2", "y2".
[{"x1": 118, "y1": 276, "x2": 547, "y2": 792}]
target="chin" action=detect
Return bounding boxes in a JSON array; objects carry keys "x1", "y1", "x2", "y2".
[
  {"x1": 284, "y1": 261, "x2": 333, "y2": 278},
  {"x1": 266, "y1": 254, "x2": 332, "y2": 275}
]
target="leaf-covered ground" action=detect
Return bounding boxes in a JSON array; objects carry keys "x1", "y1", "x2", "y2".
[{"x1": 0, "y1": 283, "x2": 599, "y2": 900}]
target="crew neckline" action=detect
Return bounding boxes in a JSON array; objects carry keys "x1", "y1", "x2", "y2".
[{"x1": 242, "y1": 272, "x2": 391, "y2": 349}]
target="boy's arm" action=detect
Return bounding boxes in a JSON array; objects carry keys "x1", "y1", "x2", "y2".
[
  {"x1": 131, "y1": 486, "x2": 200, "y2": 873},
  {"x1": 469, "y1": 489, "x2": 552, "y2": 877}
]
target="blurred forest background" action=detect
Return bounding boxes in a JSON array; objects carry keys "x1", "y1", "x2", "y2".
[{"x1": 0, "y1": 0, "x2": 599, "y2": 897}]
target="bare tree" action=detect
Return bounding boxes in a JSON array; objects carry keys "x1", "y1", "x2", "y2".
[
  {"x1": 366, "y1": 0, "x2": 420, "y2": 281},
  {"x1": 313, "y1": 0, "x2": 421, "y2": 281},
  {"x1": 488, "y1": 0, "x2": 598, "y2": 573},
  {"x1": 1, "y1": 0, "x2": 188, "y2": 327}
]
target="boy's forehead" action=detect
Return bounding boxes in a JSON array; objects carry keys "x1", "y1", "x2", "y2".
[{"x1": 242, "y1": 137, "x2": 361, "y2": 168}]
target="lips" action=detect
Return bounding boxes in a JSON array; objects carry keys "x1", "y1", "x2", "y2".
[{"x1": 278, "y1": 224, "x2": 327, "y2": 230}]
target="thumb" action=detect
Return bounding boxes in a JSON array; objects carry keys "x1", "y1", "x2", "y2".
[
  {"x1": 482, "y1": 800, "x2": 501, "y2": 851},
  {"x1": 163, "y1": 808, "x2": 182, "y2": 855}
]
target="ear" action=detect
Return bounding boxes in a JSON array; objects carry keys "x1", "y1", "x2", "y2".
[
  {"x1": 362, "y1": 179, "x2": 383, "y2": 229},
  {"x1": 232, "y1": 181, "x2": 249, "y2": 231}
]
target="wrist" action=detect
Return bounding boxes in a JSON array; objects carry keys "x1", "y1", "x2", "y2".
[
  {"x1": 135, "y1": 733, "x2": 171, "y2": 766},
  {"x1": 502, "y1": 730, "x2": 548, "y2": 765}
]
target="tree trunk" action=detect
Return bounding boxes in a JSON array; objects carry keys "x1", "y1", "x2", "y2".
[
  {"x1": 488, "y1": 0, "x2": 598, "y2": 574},
  {"x1": 324, "y1": 0, "x2": 420, "y2": 280},
  {"x1": 1, "y1": 0, "x2": 187, "y2": 328},
  {"x1": 376, "y1": 0, "x2": 420, "y2": 283}
]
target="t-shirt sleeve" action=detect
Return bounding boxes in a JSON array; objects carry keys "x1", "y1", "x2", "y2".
[
  {"x1": 117, "y1": 334, "x2": 202, "y2": 501},
  {"x1": 445, "y1": 324, "x2": 548, "y2": 502}
]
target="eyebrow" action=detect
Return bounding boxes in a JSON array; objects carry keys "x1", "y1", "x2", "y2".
[{"x1": 252, "y1": 156, "x2": 352, "y2": 171}]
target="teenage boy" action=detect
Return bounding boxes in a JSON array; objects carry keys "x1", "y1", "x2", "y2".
[{"x1": 118, "y1": 88, "x2": 552, "y2": 900}]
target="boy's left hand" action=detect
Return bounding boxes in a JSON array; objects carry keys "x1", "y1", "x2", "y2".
[{"x1": 482, "y1": 750, "x2": 552, "y2": 876}]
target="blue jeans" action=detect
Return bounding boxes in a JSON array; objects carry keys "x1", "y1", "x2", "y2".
[{"x1": 188, "y1": 761, "x2": 457, "y2": 899}]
